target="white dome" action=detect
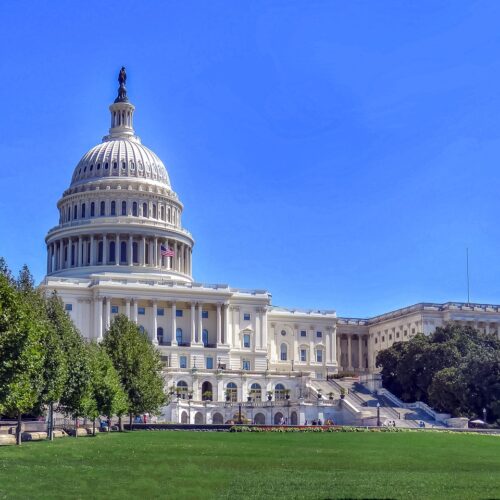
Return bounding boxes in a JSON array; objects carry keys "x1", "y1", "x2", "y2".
[{"x1": 70, "y1": 138, "x2": 171, "y2": 187}]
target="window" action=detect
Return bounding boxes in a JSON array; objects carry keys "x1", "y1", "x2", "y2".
[
  {"x1": 300, "y1": 349, "x2": 307, "y2": 362},
  {"x1": 389, "y1": 334, "x2": 392, "y2": 340},
  {"x1": 206, "y1": 357, "x2": 213, "y2": 369},
  {"x1": 81, "y1": 203, "x2": 86, "y2": 218},
  {"x1": 90, "y1": 202, "x2": 95, "y2": 217},
  {"x1": 73, "y1": 205, "x2": 77, "y2": 220},
  {"x1": 281, "y1": 330, "x2": 286, "y2": 336},
  {"x1": 396, "y1": 332, "x2": 400, "y2": 338},
  {"x1": 316, "y1": 331, "x2": 322, "y2": 338},
  {"x1": 404, "y1": 330, "x2": 408, "y2": 336},
  {"x1": 243, "y1": 334, "x2": 250, "y2": 348},
  {"x1": 111, "y1": 305, "x2": 119, "y2": 314},
  {"x1": 152, "y1": 204, "x2": 157, "y2": 219},
  {"x1": 133, "y1": 242, "x2": 138, "y2": 263},
  {"x1": 109, "y1": 241, "x2": 116, "y2": 263},
  {"x1": 176, "y1": 309, "x2": 183, "y2": 317},
  {"x1": 157, "y1": 327, "x2": 164, "y2": 344},
  {"x1": 250, "y1": 383, "x2": 262, "y2": 401},
  {"x1": 142, "y1": 202, "x2": 148, "y2": 217},
  {"x1": 179, "y1": 356, "x2": 187, "y2": 369},
  {"x1": 160, "y1": 206, "x2": 165, "y2": 220},
  {"x1": 412, "y1": 328, "x2": 416, "y2": 334},
  {"x1": 300, "y1": 330, "x2": 307, "y2": 337},
  {"x1": 177, "y1": 380, "x2": 188, "y2": 397},
  {"x1": 275, "y1": 383, "x2": 285, "y2": 400},
  {"x1": 382, "y1": 336, "x2": 385, "y2": 342},
  {"x1": 226, "y1": 382, "x2": 237, "y2": 402},
  {"x1": 121, "y1": 201, "x2": 127, "y2": 215},
  {"x1": 202, "y1": 310, "x2": 208, "y2": 319},
  {"x1": 65, "y1": 303, "x2": 73, "y2": 311},
  {"x1": 98, "y1": 241, "x2": 103, "y2": 263},
  {"x1": 120, "y1": 241, "x2": 127, "y2": 263},
  {"x1": 132, "y1": 202, "x2": 138, "y2": 216},
  {"x1": 176, "y1": 328, "x2": 183, "y2": 344},
  {"x1": 316, "y1": 350, "x2": 323, "y2": 363},
  {"x1": 138, "y1": 307, "x2": 145, "y2": 315},
  {"x1": 157, "y1": 308, "x2": 164, "y2": 316},
  {"x1": 375, "y1": 338, "x2": 378, "y2": 344},
  {"x1": 202, "y1": 329, "x2": 208, "y2": 346},
  {"x1": 110, "y1": 201, "x2": 116, "y2": 215},
  {"x1": 244, "y1": 313, "x2": 250, "y2": 321},
  {"x1": 242, "y1": 359, "x2": 250, "y2": 371},
  {"x1": 280, "y1": 343, "x2": 288, "y2": 361},
  {"x1": 100, "y1": 201, "x2": 105, "y2": 216}
]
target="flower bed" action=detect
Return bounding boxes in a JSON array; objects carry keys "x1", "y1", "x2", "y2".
[{"x1": 229, "y1": 425, "x2": 405, "y2": 433}]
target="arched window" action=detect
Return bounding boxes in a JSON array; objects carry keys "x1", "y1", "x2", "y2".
[
  {"x1": 176, "y1": 380, "x2": 188, "y2": 399},
  {"x1": 110, "y1": 201, "x2": 116, "y2": 215},
  {"x1": 202, "y1": 329, "x2": 208, "y2": 346},
  {"x1": 132, "y1": 202, "x2": 138, "y2": 216},
  {"x1": 132, "y1": 242, "x2": 138, "y2": 264},
  {"x1": 152, "y1": 204, "x2": 157, "y2": 219},
  {"x1": 120, "y1": 242, "x2": 127, "y2": 263},
  {"x1": 275, "y1": 383, "x2": 286, "y2": 401},
  {"x1": 98, "y1": 241, "x2": 103, "y2": 263},
  {"x1": 168, "y1": 208, "x2": 171, "y2": 222},
  {"x1": 249, "y1": 383, "x2": 262, "y2": 401},
  {"x1": 157, "y1": 327, "x2": 164, "y2": 344},
  {"x1": 100, "y1": 201, "x2": 105, "y2": 216},
  {"x1": 73, "y1": 205, "x2": 77, "y2": 220},
  {"x1": 176, "y1": 328, "x2": 183, "y2": 344},
  {"x1": 90, "y1": 202, "x2": 95, "y2": 217},
  {"x1": 81, "y1": 203, "x2": 86, "y2": 218},
  {"x1": 226, "y1": 382, "x2": 237, "y2": 403},
  {"x1": 109, "y1": 241, "x2": 116, "y2": 263},
  {"x1": 142, "y1": 202, "x2": 148, "y2": 218},
  {"x1": 315, "y1": 349, "x2": 323, "y2": 363},
  {"x1": 280, "y1": 343, "x2": 288, "y2": 361},
  {"x1": 160, "y1": 206, "x2": 165, "y2": 221},
  {"x1": 121, "y1": 201, "x2": 127, "y2": 215}
]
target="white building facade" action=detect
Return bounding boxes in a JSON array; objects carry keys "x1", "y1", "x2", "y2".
[{"x1": 42, "y1": 72, "x2": 500, "y2": 425}]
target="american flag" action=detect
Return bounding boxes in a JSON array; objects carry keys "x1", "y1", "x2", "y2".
[{"x1": 160, "y1": 244, "x2": 175, "y2": 257}]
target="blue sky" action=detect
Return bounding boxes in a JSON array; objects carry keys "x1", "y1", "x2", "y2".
[{"x1": 1, "y1": 1, "x2": 500, "y2": 317}]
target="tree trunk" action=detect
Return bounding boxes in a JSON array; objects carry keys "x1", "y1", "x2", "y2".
[
  {"x1": 16, "y1": 412, "x2": 22, "y2": 446},
  {"x1": 129, "y1": 413, "x2": 133, "y2": 430},
  {"x1": 118, "y1": 415, "x2": 123, "y2": 432},
  {"x1": 74, "y1": 418, "x2": 78, "y2": 438},
  {"x1": 48, "y1": 402, "x2": 54, "y2": 441},
  {"x1": 92, "y1": 418, "x2": 96, "y2": 436}
]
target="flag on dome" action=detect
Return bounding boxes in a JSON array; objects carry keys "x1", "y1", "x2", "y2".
[{"x1": 160, "y1": 245, "x2": 174, "y2": 257}]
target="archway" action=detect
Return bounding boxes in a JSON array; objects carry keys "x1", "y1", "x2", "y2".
[
  {"x1": 254, "y1": 413, "x2": 265, "y2": 425},
  {"x1": 212, "y1": 413, "x2": 224, "y2": 424},
  {"x1": 290, "y1": 411, "x2": 298, "y2": 425},
  {"x1": 194, "y1": 412, "x2": 204, "y2": 425},
  {"x1": 201, "y1": 381, "x2": 213, "y2": 401},
  {"x1": 274, "y1": 412, "x2": 284, "y2": 425},
  {"x1": 180, "y1": 411, "x2": 188, "y2": 424}
]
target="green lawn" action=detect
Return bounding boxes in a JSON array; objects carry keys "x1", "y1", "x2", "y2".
[{"x1": 0, "y1": 431, "x2": 499, "y2": 499}]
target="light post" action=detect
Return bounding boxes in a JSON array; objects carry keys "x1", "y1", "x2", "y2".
[
  {"x1": 483, "y1": 407, "x2": 487, "y2": 424},
  {"x1": 376, "y1": 402, "x2": 381, "y2": 427},
  {"x1": 238, "y1": 403, "x2": 242, "y2": 424}
]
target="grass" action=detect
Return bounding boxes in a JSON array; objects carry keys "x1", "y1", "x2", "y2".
[{"x1": 0, "y1": 431, "x2": 499, "y2": 499}]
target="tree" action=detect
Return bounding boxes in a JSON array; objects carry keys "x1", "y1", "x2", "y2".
[
  {"x1": 0, "y1": 273, "x2": 46, "y2": 444},
  {"x1": 102, "y1": 314, "x2": 165, "y2": 429},
  {"x1": 86, "y1": 342, "x2": 127, "y2": 435}
]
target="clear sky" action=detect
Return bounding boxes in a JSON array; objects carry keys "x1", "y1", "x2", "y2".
[{"x1": 1, "y1": 1, "x2": 500, "y2": 317}]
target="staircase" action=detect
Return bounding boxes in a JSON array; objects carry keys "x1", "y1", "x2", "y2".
[{"x1": 311, "y1": 378, "x2": 447, "y2": 428}]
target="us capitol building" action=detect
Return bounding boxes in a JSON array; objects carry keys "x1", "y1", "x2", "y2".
[{"x1": 42, "y1": 70, "x2": 500, "y2": 426}]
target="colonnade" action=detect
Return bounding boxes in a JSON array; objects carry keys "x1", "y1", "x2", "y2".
[
  {"x1": 336, "y1": 334, "x2": 371, "y2": 372},
  {"x1": 47, "y1": 234, "x2": 192, "y2": 276}
]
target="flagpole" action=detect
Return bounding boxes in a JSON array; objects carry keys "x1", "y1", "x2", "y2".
[{"x1": 466, "y1": 247, "x2": 470, "y2": 305}]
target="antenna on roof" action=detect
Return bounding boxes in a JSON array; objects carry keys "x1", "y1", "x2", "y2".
[{"x1": 466, "y1": 247, "x2": 470, "y2": 305}]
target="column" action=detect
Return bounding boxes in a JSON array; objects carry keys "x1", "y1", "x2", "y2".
[
  {"x1": 125, "y1": 299, "x2": 131, "y2": 319},
  {"x1": 105, "y1": 298, "x2": 111, "y2": 330},
  {"x1": 128, "y1": 235, "x2": 133, "y2": 265},
  {"x1": 154, "y1": 237, "x2": 158, "y2": 267},
  {"x1": 115, "y1": 235, "x2": 120, "y2": 265},
  {"x1": 368, "y1": 334, "x2": 375, "y2": 371},
  {"x1": 190, "y1": 303, "x2": 196, "y2": 344},
  {"x1": 133, "y1": 300, "x2": 138, "y2": 323},
  {"x1": 171, "y1": 302, "x2": 177, "y2": 346},
  {"x1": 78, "y1": 237, "x2": 83, "y2": 267},
  {"x1": 347, "y1": 335, "x2": 353, "y2": 370},
  {"x1": 255, "y1": 309, "x2": 261, "y2": 351},
  {"x1": 103, "y1": 234, "x2": 108, "y2": 264},
  {"x1": 152, "y1": 301, "x2": 158, "y2": 345},
  {"x1": 337, "y1": 335, "x2": 341, "y2": 369},
  {"x1": 140, "y1": 237, "x2": 146, "y2": 266},
  {"x1": 331, "y1": 327, "x2": 337, "y2": 364},
  {"x1": 90, "y1": 235, "x2": 95, "y2": 266},
  {"x1": 197, "y1": 303, "x2": 203, "y2": 345},
  {"x1": 216, "y1": 303, "x2": 222, "y2": 346},
  {"x1": 358, "y1": 336, "x2": 363, "y2": 372},
  {"x1": 223, "y1": 304, "x2": 229, "y2": 345},
  {"x1": 149, "y1": 240, "x2": 154, "y2": 267},
  {"x1": 94, "y1": 297, "x2": 103, "y2": 341}
]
